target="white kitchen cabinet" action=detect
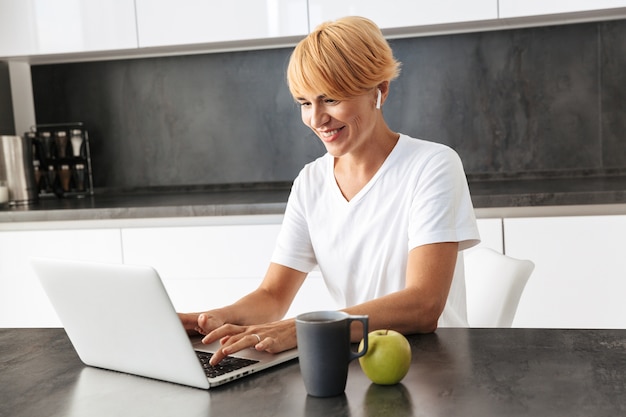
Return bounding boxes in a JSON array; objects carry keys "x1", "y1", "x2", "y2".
[
  {"x1": 308, "y1": 0, "x2": 498, "y2": 32},
  {"x1": 499, "y1": 0, "x2": 626, "y2": 18},
  {"x1": 504, "y1": 215, "x2": 626, "y2": 329},
  {"x1": 474, "y1": 217, "x2": 503, "y2": 253},
  {"x1": 121, "y1": 221, "x2": 337, "y2": 317},
  {"x1": 135, "y1": 0, "x2": 308, "y2": 48},
  {"x1": 0, "y1": 228, "x2": 123, "y2": 327},
  {"x1": 121, "y1": 223, "x2": 283, "y2": 280},
  {"x1": 120, "y1": 217, "x2": 502, "y2": 318},
  {"x1": 0, "y1": 0, "x2": 37, "y2": 56},
  {"x1": 0, "y1": 0, "x2": 137, "y2": 58}
]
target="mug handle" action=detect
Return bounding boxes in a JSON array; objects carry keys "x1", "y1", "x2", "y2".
[{"x1": 348, "y1": 315, "x2": 368, "y2": 361}]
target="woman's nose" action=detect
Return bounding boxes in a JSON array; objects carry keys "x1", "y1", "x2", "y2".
[{"x1": 309, "y1": 105, "x2": 329, "y2": 128}]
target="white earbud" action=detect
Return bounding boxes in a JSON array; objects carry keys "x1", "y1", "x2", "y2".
[{"x1": 376, "y1": 89, "x2": 382, "y2": 109}]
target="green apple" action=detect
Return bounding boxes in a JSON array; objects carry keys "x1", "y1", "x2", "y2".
[{"x1": 358, "y1": 330, "x2": 411, "y2": 385}]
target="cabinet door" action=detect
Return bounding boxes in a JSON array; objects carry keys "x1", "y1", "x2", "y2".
[
  {"x1": 121, "y1": 223, "x2": 336, "y2": 315},
  {"x1": 0, "y1": 0, "x2": 38, "y2": 56},
  {"x1": 504, "y1": 215, "x2": 626, "y2": 328},
  {"x1": 160, "y1": 270, "x2": 338, "y2": 318},
  {"x1": 0, "y1": 0, "x2": 137, "y2": 57},
  {"x1": 308, "y1": 0, "x2": 498, "y2": 32},
  {"x1": 499, "y1": 0, "x2": 626, "y2": 18},
  {"x1": 0, "y1": 229, "x2": 123, "y2": 327},
  {"x1": 136, "y1": 0, "x2": 308, "y2": 48},
  {"x1": 122, "y1": 224, "x2": 282, "y2": 312},
  {"x1": 122, "y1": 224, "x2": 282, "y2": 280},
  {"x1": 474, "y1": 218, "x2": 503, "y2": 253}
]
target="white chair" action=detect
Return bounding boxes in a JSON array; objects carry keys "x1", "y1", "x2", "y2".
[{"x1": 464, "y1": 247, "x2": 535, "y2": 328}]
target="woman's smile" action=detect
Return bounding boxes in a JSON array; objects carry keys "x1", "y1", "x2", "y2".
[{"x1": 318, "y1": 126, "x2": 345, "y2": 142}]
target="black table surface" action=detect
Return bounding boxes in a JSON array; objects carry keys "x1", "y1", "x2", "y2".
[{"x1": 1, "y1": 327, "x2": 625, "y2": 417}]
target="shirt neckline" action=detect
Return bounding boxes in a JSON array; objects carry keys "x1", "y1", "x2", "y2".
[{"x1": 327, "y1": 134, "x2": 406, "y2": 205}]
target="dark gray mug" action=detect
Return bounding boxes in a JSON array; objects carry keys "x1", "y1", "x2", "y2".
[{"x1": 296, "y1": 311, "x2": 368, "y2": 397}]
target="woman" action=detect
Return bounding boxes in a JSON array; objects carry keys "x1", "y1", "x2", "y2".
[{"x1": 180, "y1": 16, "x2": 480, "y2": 365}]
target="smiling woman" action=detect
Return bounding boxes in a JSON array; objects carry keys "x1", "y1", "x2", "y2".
[
  {"x1": 287, "y1": 17, "x2": 403, "y2": 177},
  {"x1": 179, "y1": 16, "x2": 480, "y2": 366}
]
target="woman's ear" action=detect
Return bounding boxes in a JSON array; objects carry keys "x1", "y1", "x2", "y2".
[{"x1": 376, "y1": 81, "x2": 390, "y2": 109}]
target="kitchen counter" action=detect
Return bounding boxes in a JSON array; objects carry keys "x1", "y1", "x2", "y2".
[
  {"x1": 1, "y1": 327, "x2": 625, "y2": 417},
  {"x1": 0, "y1": 184, "x2": 292, "y2": 224},
  {"x1": 1, "y1": 174, "x2": 626, "y2": 224}
]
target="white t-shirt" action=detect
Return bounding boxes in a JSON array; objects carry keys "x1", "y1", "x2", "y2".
[{"x1": 271, "y1": 134, "x2": 480, "y2": 327}]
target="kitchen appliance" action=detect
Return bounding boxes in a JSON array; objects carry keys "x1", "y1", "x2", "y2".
[{"x1": 0, "y1": 135, "x2": 39, "y2": 205}]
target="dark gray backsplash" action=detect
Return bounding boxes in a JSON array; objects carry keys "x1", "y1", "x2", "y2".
[
  {"x1": 31, "y1": 19, "x2": 626, "y2": 189},
  {"x1": 0, "y1": 62, "x2": 15, "y2": 135},
  {"x1": 31, "y1": 48, "x2": 323, "y2": 189}
]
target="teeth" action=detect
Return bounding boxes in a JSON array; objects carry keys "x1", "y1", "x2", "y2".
[{"x1": 321, "y1": 128, "x2": 340, "y2": 137}]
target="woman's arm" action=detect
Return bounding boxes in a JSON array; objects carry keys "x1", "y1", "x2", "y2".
[
  {"x1": 342, "y1": 241, "x2": 459, "y2": 340},
  {"x1": 195, "y1": 241, "x2": 458, "y2": 364},
  {"x1": 216, "y1": 263, "x2": 307, "y2": 325}
]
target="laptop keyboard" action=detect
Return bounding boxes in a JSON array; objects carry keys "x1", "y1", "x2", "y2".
[{"x1": 196, "y1": 351, "x2": 259, "y2": 379}]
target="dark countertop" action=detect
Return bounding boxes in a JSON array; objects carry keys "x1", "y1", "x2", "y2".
[
  {"x1": 0, "y1": 184, "x2": 292, "y2": 223},
  {"x1": 1, "y1": 175, "x2": 626, "y2": 223},
  {"x1": 469, "y1": 174, "x2": 626, "y2": 207},
  {"x1": 1, "y1": 327, "x2": 625, "y2": 417}
]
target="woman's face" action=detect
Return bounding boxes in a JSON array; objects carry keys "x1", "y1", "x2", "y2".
[{"x1": 295, "y1": 90, "x2": 378, "y2": 158}]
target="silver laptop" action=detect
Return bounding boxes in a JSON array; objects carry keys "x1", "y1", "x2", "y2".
[{"x1": 30, "y1": 257, "x2": 298, "y2": 390}]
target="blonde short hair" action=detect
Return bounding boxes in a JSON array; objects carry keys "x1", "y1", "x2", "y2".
[{"x1": 287, "y1": 16, "x2": 401, "y2": 100}]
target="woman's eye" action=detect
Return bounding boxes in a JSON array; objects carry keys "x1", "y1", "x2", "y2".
[{"x1": 295, "y1": 98, "x2": 338, "y2": 108}]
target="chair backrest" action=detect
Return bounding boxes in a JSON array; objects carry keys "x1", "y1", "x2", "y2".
[{"x1": 464, "y1": 247, "x2": 535, "y2": 328}]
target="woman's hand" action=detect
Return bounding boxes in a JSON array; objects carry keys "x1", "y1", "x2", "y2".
[
  {"x1": 178, "y1": 312, "x2": 225, "y2": 336},
  {"x1": 178, "y1": 264, "x2": 306, "y2": 365},
  {"x1": 201, "y1": 318, "x2": 297, "y2": 366}
]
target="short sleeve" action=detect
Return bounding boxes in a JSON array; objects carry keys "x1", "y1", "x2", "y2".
[
  {"x1": 270, "y1": 175, "x2": 318, "y2": 273},
  {"x1": 408, "y1": 147, "x2": 480, "y2": 251}
]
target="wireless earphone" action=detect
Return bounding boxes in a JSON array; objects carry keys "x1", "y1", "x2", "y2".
[{"x1": 376, "y1": 89, "x2": 382, "y2": 109}]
